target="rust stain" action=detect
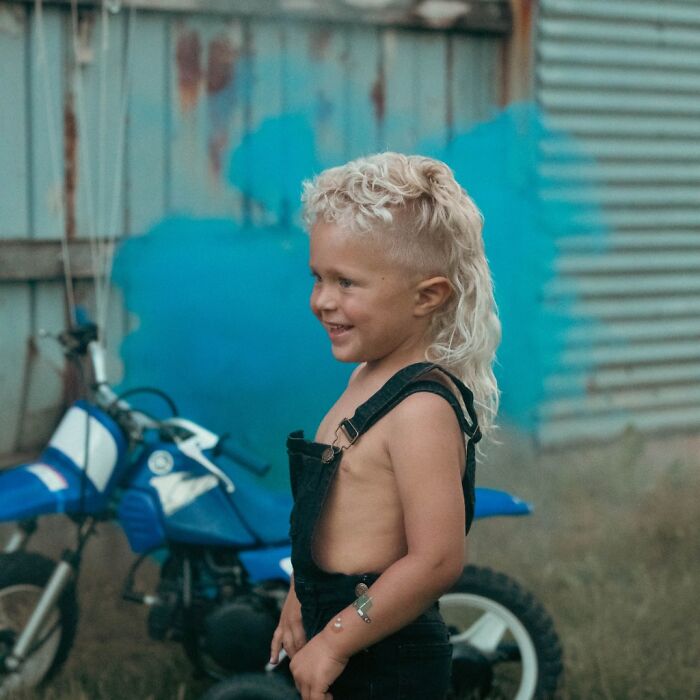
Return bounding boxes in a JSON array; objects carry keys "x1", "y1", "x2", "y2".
[
  {"x1": 206, "y1": 35, "x2": 239, "y2": 179},
  {"x1": 63, "y1": 96, "x2": 78, "y2": 240},
  {"x1": 207, "y1": 35, "x2": 237, "y2": 94},
  {"x1": 176, "y1": 27, "x2": 203, "y2": 112},
  {"x1": 370, "y1": 71, "x2": 385, "y2": 123},
  {"x1": 208, "y1": 131, "x2": 229, "y2": 180},
  {"x1": 309, "y1": 28, "x2": 332, "y2": 60},
  {"x1": 517, "y1": 0, "x2": 535, "y2": 66},
  {"x1": 62, "y1": 354, "x2": 82, "y2": 406},
  {"x1": 501, "y1": 0, "x2": 535, "y2": 105},
  {"x1": 520, "y1": 0, "x2": 535, "y2": 40}
]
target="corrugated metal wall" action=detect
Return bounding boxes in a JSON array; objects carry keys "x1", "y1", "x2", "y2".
[
  {"x1": 0, "y1": 1, "x2": 506, "y2": 458},
  {"x1": 535, "y1": 0, "x2": 700, "y2": 445}
]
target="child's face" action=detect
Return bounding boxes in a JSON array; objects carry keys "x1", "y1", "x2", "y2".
[{"x1": 309, "y1": 221, "x2": 424, "y2": 365}]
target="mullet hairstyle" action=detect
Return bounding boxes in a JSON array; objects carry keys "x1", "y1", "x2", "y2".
[{"x1": 301, "y1": 152, "x2": 501, "y2": 436}]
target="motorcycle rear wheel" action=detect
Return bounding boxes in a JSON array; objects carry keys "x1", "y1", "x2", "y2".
[
  {"x1": 199, "y1": 672, "x2": 297, "y2": 700},
  {"x1": 441, "y1": 565, "x2": 563, "y2": 700},
  {"x1": 0, "y1": 552, "x2": 78, "y2": 697}
]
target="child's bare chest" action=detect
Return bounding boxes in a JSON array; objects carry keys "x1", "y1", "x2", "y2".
[
  {"x1": 314, "y1": 384, "x2": 394, "y2": 479},
  {"x1": 312, "y1": 389, "x2": 403, "y2": 572},
  {"x1": 314, "y1": 384, "x2": 373, "y2": 446}
]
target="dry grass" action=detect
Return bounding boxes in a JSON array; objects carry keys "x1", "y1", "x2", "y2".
[
  {"x1": 473, "y1": 429, "x2": 700, "y2": 700},
  {"x1": 3, "y1": 430, "x2": 699, "y2": 699}
]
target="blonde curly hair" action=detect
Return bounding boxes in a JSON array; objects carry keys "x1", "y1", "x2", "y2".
[{"x1": 301, "y1": 152, "x2": 500, "y2": 435}]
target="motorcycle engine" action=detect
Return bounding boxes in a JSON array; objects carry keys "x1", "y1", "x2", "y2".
[{"x1": 201, "y1": 594, "x2": 279, "y2": 672}]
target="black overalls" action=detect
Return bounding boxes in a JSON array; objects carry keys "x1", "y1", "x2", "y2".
[{"x1": 286, "y1": 362, "x2": 481, "y2": 699}]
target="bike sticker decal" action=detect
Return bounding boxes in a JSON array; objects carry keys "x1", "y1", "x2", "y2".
[
  {"x1": 149, "y1": 472, "x2": 219, "y2": 516},
  {"x1": 25, "y1": 464, "x2": 69, "y2": 492},
  {"x1": 148, "y1": 450, "x2": 175, "y2": 475},
  {"x1": 48, "y1": 406, "x2": 119, "y2": 492}
]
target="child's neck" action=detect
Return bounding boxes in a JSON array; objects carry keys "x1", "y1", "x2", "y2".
[{"x1": 359, "y1": 342, "x2": 432, "y2": 385}]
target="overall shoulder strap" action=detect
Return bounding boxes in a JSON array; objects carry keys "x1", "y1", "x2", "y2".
[
  {"x1": 428, "y1": 366, "x2": 482, "y2": 441},
  {"x1": 336, "y1": 363, "x2": 481, "y2": 446},
  {"x1": 335, "y1": 363, "x2": 480, "y2": 535}
]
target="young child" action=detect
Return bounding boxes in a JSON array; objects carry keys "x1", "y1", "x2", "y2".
[{"x1": 269, "y1": 153, "x2": 500, "y2": 699}]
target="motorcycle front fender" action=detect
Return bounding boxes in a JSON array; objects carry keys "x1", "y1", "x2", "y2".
[{"x1": 474, "y1": 487, "x2": 532, "y2": 520}]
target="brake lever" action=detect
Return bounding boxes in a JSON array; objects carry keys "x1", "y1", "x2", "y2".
[{"x1": 175, "y1": 437, "x2": 236, "y2": 494}]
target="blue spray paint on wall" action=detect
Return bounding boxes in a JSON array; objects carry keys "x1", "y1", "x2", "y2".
[
  {"x1": 113, "y1": 101, "x2": 606, "y2": 483},
  {"x1": 421, "y1": 104, "x2": 606, "y2": 429},
  {"x1": 227, "y1": 113, "x2": 322, "y2": 222},
  {"x1": 113, "y1": 217, "x2": 352, "y2": 488}
]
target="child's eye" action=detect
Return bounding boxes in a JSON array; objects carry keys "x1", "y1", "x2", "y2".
[
  {"x1": 338, "y1": 278, "x2": 353, "y2": 288},
  {"x1": 310, "y1": 271, "x2": 321, "y2": 282}
]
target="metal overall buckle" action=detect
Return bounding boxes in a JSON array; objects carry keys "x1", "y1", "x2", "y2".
[{"x1": 321, "y1": 418, "x2": 359, "y2": 464}]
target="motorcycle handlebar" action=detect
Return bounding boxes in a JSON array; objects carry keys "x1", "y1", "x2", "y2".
[
  {"x1": 216, "y1": 439, "x2": 271, "y2": 477},
  {"x1": 54, "y1": 314, "x2": 266, "y2": 470}
]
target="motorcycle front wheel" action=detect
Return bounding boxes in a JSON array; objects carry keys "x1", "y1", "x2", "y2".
[
  {"x1": 0, "y1": 552, "x2": 78, "y2": 697},
  {"x1": 440, "y1": 565, "x2": 563, "y2": 700}
]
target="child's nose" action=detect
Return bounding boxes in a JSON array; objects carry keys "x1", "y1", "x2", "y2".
[{"x1": 312, "y1": 284, "x2": 338, "y2": 311}]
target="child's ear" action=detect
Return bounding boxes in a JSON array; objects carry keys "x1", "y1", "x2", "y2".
[{"x1": 414, "y1": 277, "x2": 453, "y2": 317}]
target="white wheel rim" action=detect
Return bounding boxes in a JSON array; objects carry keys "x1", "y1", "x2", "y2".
[
  {"x1": 0, "y1": 584, "x2": 62, "y2": 696},
  {"x1": 440, "y1": 591, "x2": 538, "y2": 700}
]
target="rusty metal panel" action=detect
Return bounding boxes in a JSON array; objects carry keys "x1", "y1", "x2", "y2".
[
  {"x1": 0, "y1": 2, "x2": 131, "y2": 455},
  {"x1": 0, "y1": 285, "x2": 32, "y2": 454},
  {"x1": 28, "y1": 4, "x2": 66, "y2": 240},
  {"x1": 0, "y1": 0, "x2": 507, "y2": 459},
  {"x1": 284, "y1": 24, "x2": 348, "y2": 167},
  {"x1": 169, "y1": 15, "x2": 247, "y2": 219},
  {"x1": 412, "y1": 31, "x2": 449, "y2": 146},
  {"x1": 0, "y1": 4, "x2": 33, "y2": 454},
  {"x1": 5, "y1": 0, "x2": 513, "y2": 35},
  {"x1": 246, "y1": 19, "x2": 285, "y2": 226},
  {"x1": 68, "y1": 5, "x2": 127, "y2": 242},
  {"x1": 536, "y1": 0, "x2": 700, "y2": 446},
  {"x1": 127, "y1": 12, "x2": 169, "y2": 233},
  {"x1": 383, "y1": 28, "x2": 444, "y2": 153},
  {"x1": 0, "y1": 239, "x2": 104, "y2": 280},
  {"x1": 450, "y1": 34, "x2": 502, "y2": 126},
  {"x1": 0, "y1": 4, "x2": 29, "y2": 238},
  {"x1": 344, "y1": 24, "x2": 382, "y2": 158},
  {"x1": 16, "y1": 281, "x2": 66, "y2": 450}
]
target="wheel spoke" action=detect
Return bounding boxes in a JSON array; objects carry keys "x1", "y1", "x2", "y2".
[
  {"x1": 441, "y1": 572, "x2": 562, "y2": 700},
  {"x1": 453, "y1": 611, "x2": 509, "y2": 653}
]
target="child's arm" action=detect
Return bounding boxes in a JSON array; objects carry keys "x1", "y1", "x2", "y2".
[{"x1": 289, "y1": 392, "x2": 466, "y2": 694}]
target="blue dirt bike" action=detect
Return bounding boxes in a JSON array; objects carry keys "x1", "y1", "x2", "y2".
[{"x1": 0, "y1": 318, "x2": 562, "y2": 700}]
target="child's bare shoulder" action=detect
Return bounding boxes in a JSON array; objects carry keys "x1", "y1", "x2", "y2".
[
  {"x1": 392, "y1": 368, "x2": 464, "y2": 424},
  {"x1": 380, "y1": 383, "x2": 467, "y2": 530},
  {"x1": 381, "y1": 369, "x2": 466, "y2": 468},
  {"x1": 387, "y1": 389, "x2": 463, "y2": 438}
]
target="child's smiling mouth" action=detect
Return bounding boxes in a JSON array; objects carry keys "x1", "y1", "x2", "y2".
[{"x1": 325, "y1": 322, "x2": 354, "y2": 338}]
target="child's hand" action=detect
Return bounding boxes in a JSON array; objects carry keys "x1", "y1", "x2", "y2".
[
  {"x1": 289, "y1": 633, "x2": 349, "y2": 700},
  {"x1": 270, "y1": 588, "x2": 306, "y2": 662}
]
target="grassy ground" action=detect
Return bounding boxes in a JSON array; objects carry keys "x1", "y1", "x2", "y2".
[
  {"x1": 2, "y1": 430, "x2": 699, "y2": 699},
  {"x1": 473, "y1": 430, "x2": 700, "y2": 700}
]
